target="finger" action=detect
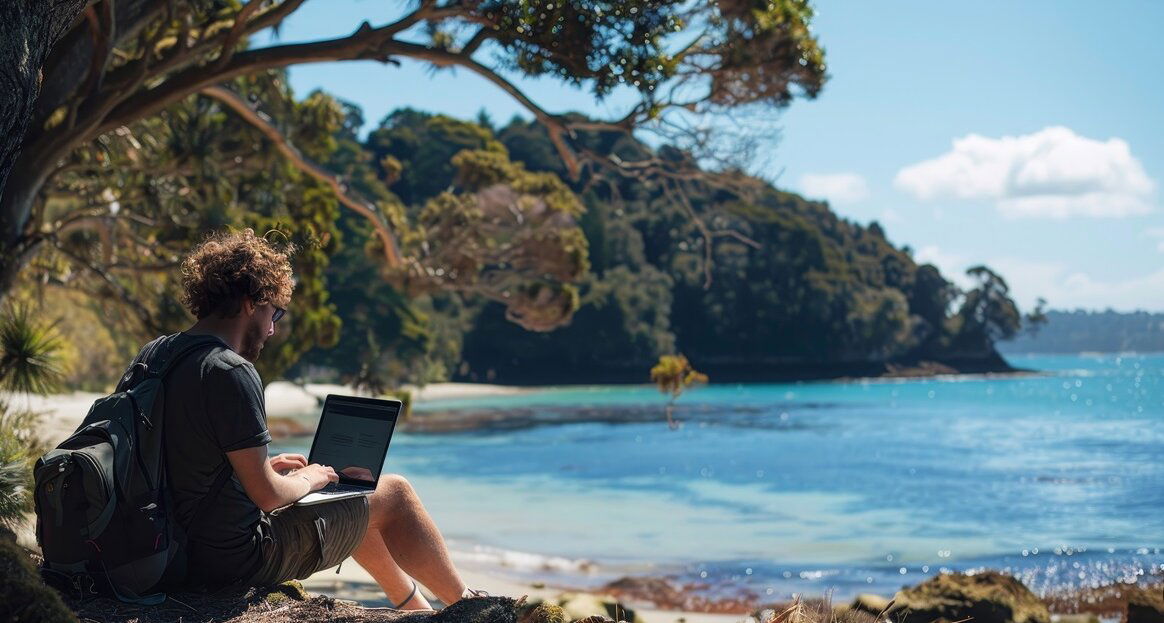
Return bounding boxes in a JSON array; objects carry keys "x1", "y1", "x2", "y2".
[{"x1": 289, "y1": 454, "x2": 308, "y2": 467}]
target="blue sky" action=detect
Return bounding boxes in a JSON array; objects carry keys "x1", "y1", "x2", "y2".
[{"x1": 262, "y1": 0, "x2": 1164, "y2": 312}]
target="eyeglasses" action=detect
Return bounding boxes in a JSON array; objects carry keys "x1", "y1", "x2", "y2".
[{"x1": 272, "y1": 306, "x2": 286, "y2": 324}]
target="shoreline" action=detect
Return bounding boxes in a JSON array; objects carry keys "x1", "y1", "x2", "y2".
[{"x1": 18, "y1": 368, "x2": 1162, "y2": 622}]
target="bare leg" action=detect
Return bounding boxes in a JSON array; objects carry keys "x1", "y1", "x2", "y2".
[
  {"x1": 351, "y1": 527, "x2": 432, "y2": 609},
  {"x1": 352, "y1": 474, "x2": 467, "y2": 607}
]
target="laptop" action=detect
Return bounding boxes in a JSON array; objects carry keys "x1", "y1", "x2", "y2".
[{"x1": 295, "y1": 394, "x2": 401, "y2": 506}]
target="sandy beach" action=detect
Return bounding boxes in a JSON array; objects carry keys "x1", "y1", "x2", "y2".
[{"x1": 17, "y1": 380, "x2": 533, "y2": 445}]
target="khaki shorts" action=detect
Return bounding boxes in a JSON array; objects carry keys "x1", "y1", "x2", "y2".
[{"x1": 248, "y1": 496, "x2": 370, "y2": 586}]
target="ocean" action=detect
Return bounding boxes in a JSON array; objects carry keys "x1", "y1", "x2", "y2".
[{"x1": 275, "y1": 353, "x2": 1164, "y2": 602}]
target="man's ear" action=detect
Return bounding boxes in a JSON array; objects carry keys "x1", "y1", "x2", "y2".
[{"x1": 242, "y1": 297, "x2": 256, "y2": 316}]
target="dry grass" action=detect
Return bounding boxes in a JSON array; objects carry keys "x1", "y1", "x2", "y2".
[{"x1": 752, "y1": 596, "x2": 879, "y2": 623}]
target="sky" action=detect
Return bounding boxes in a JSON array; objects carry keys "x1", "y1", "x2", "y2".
[{"x1": 261, "y1": 0, "x2": 1164, "y2": 312}]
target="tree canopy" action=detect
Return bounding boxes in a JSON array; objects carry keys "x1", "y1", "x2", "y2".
[{"x1": 0, "y1": 0, "x2": 828, "y2": 302}]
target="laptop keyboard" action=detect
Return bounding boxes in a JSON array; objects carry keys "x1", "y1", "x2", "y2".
[{"x1": 317, "y1": 482, "x2": 369, "y2": 494}]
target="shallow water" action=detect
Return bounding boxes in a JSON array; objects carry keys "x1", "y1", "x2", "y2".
[{"x1": 276, "y1": 353, "x2": 1164, "y2": 601}]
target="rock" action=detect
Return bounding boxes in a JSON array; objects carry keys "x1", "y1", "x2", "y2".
[
  {"x1": 557, "y1": 592, "x2": 640, "y2": 623},
  {"x1": 1126, "y1": 584, "x2": 1164, "y2": 623},
  {"x1": 888, "y1": 571, "x2": 1050, "y2": 623},
  {"x1": 429, "y1": 596, "x2": 521, "y2": 623},
  {"x1": 519, "y1": 601, "x2": 568, "y2": 623},
  {"x1": 850, "y1": 593, "x2": 892, "y2": 616},
  {"x1": 1049, "y1": 614, "x2": 1099, "y2": 623},
  {"x1": 0, "y1": 535, "x2": 74, "y2": 623},
  {"x1": 260, "y1": 580, "x2": 311, "y2": 605}
]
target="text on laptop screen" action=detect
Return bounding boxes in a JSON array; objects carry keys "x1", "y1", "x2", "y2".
[{"x1": 309, "y1": 397, "x2": 398, "y2": 485}]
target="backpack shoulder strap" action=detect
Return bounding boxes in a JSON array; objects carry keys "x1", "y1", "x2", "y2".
[{"x1": 146, "y1": 334, "x2": 228, "y2": 381}]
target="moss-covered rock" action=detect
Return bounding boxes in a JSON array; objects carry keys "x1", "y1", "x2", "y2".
[
  {"x1": 1126, "y1": 584, "x2": 1164, "y2": 623},
  {"x1": 0, "y1": 535, "x2": 75, "y2": 623},
  {"x1": 260, "y1": 580, "x2": 311, "y2": 605},
  {"x1": 556, "y1": 592, "x2": 639, "y2": 623},
  {"x1": 888, "y1": 571, "x2": 1049, "y2": 623},
  {"x1": 517, "y1": 599, "x2": 568, "y2": 623}
]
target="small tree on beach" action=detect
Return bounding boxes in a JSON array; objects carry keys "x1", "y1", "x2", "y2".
[{"x1": 650, "y1": 354, "x2": 707, "y2": 429}]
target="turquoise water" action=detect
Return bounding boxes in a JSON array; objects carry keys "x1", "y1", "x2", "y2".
[{"x1": 278, "y1": 354, "x2": 1164, "y2": 600}]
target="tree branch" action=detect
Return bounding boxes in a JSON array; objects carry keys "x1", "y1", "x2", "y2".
[
  {"x1": 213, "y1": 0, "x2": 266, "y2": 72},
  {"x1": 51, "y1": 238, "x2": 161, "y2": 332},
  {"x1": 198, "y1": 85, "x2": 402, "y2": 268},
  {"x1": 98, "y1": 25, "x2": 404, "y2": 133},
  {"x1": 389, "y1": 41, "x2": 584, "y2": 179},
  {"x1": 460, "y1": 27, "x2": 492, "y2": 56}
]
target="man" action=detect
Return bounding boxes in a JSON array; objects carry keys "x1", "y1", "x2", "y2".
[{"x1": 143, "y1": 228, "x2": 474, "y2": 609}]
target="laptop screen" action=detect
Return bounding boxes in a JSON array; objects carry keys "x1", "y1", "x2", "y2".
[{"x1": 308, "y1": 395, "x2": 399, "y2": 487}]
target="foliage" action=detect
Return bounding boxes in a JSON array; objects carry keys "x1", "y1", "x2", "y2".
[
  {"x1": 21, "y1": 72, "x2": 345, "y2": 382},
  {"x1": 1, "y1": 0, "x2": 831, "y2": 390},
  {"x1": 650, "y1": 354, "x2": 708, "y2": 428},
  {"x1": 651, "y1": 354, "x2": 709, "y2": 398},
  {"x1": 0, "y1": 305, "x2": 65, "y2": 395},
  {"x1": 1024, "y1": 297, "x2": 1049, "y2": 338},
  {"x1": 0, "y1": 406, "x2": 47, "y2": 530},
  {"x1": 952, "y1": 265, "x2": 1022, "y2": 354},
  {"x1": 2, "y1": 0, "x2": 829, "y2": 306},
  {"x1": 0, "y1": 305, "x2": 60, "y2": 529},
  {"x1": 298, "y1": 109, "x2": 590, "y2": 389},
  {"x1": 448, "y1": 117, "x2": 1034, "y2": 382}
]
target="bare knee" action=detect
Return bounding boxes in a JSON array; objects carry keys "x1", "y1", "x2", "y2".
[
  {"x1": 368, "y1": 474, "x2": 417, "y2": 529},
  {"x1": 376, "y1": 473, "x2": 419, "y2": 506}
]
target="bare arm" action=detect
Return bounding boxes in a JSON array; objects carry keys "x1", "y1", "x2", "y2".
[{"x1": 226, "y1": 446, "x2": 338, "y2": 513}]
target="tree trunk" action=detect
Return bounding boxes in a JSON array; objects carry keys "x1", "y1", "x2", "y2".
[{"x1": 0, "y1": 0, "x2": 87, "y2": 301}]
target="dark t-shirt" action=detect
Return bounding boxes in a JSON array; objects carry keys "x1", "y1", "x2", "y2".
[{"x1": 132, "y1": 332, "x2": 272, "y2": 586}]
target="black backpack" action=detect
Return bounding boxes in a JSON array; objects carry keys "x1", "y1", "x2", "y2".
[{"x1": 34, "y1": 333, "x2": 230, "y2": 604}]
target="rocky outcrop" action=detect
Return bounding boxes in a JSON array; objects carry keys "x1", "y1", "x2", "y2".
[{"x1": 887, "y1": 571, "x2": 1050, "y2": 623}]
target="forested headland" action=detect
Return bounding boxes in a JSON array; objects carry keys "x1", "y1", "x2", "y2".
[
  {"x1": 342, "y1": 110, "x2": 1039, "y2": 384},
  {"x1": 20, "y1": 97, "x2": 1040, "y2": 389}
]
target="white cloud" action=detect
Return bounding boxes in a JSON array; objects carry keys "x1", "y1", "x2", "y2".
[
  {"x1": 799, "y1": 173, "x2": 870, "y2": 204},
  {"x1": 894, "y1": 126, "x2": 1156, "y2": 219}
]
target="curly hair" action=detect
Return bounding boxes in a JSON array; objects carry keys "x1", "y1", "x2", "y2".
[{"x1": 180, "y1": 229, "x2": 295, "y2": 319}]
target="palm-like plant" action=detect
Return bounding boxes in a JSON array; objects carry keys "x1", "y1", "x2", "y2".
[
  {"x1": 0, "y1": 406, "x2": 42, "y2": 529},
  {"x1": 0, "y1": 305, "x2": 64, "y2": 395},
  {"x1": 0, "y1": 305, "x2": 64, "y2": 528}
]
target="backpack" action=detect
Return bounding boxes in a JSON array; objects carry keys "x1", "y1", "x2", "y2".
[{"x1": 33, "y1": 333, "x2": 230, "y2": 604}]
